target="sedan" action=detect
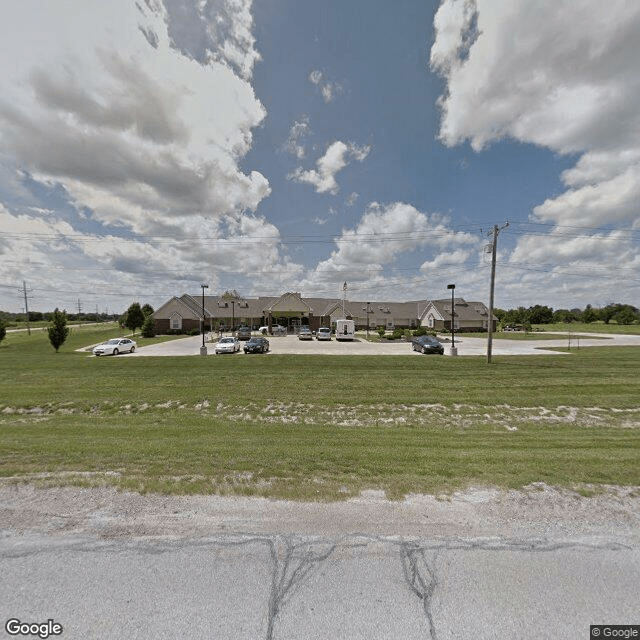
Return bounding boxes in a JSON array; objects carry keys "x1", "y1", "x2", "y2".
[
  {"x1": 93, "y1": 338, "x2": 137, "y2": 356},
  {"x1": 316, "y1": 327, "x2": 332, "y2": 341},
  {"x1": 214, "y1": 337, "x2": 240, "y2": 354},
  {"x1": 244, "y1": 336, "x2": 269, "y2": 353},
  {"x1": 411, "y1": 335, "x2": 444, "y2": 355},
  {"x1": 235, "y1": 326, "x2": 252, "y2": 340},
  {"x1": 298, "y1": 326, "x2": 313, "y2": 340}
]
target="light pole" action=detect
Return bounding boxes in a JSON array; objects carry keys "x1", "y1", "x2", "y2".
[
  {"x1": 363, "y1": 302, "x2": 371, "y2": 338},
  {"x1": 200, "y1": 284, "x2": 209, "y2": 355},
  {"x1": 447, "y1": 284, "x2": 457, "y2": 356},
  {"x1": 231, "y1": 299, "x2": 235, "y2": 334}
]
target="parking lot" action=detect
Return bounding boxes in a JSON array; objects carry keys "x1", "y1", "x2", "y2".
[{"x1": 128, "y1": 331, "x2": 640, "y2": 357}]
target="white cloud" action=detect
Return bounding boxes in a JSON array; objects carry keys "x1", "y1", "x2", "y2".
[
  {"x1": 308, "y1": 70, "x2": 342, "y2": 103},
  {"x1": 282, "y1": 115, "x2": 312, "y2": 159},
  {"x1": 162, "y1": 0, "x2": 261, "y2": 81},
  {"x1": 289, "y1": 141, "x2": 370, "y2": 194},
  {"x1": 300, "y1": 202, "x2": 477, "y2": 296},
  {"x1": 0, "y1": 0, "x2": 291, "y2": 310},
  {"x1": 430, "y1": 0, "x2": 640, "y2": 306},
  {"x1": 430, "y1": 0, "x2": 640, "y2": 155}
]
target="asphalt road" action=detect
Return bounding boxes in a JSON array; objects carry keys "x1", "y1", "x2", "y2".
[
  {"x1": 128, "y1": 331, "x2": 640, "y2": 357},
  {"x1": 2, "y1": 485, "x2": 639, "y2": 640}
]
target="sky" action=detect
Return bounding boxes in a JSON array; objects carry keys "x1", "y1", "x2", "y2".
[{"x1": 1, "y1": 0, "x2": 639, "y2": 315}]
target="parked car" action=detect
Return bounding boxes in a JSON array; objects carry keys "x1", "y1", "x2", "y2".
[
  {"x1": 411, "y1": 335, "x2": 444, "y2": 355},
  {"x1": 316, "y1": 327, "x2": 332, "y2": 341},
  {"x1": 235, "y1": 326, "x2": 252, "y2": 340},
  {"x1": 244, "y1": 336, "x2": 269, "y2": 353},
  {"x1": 258, "y1": 324, "x2": 286, "y2": 335},
  {"x1": 93, "y1": 338, "x2": 136, "y2": 356},
  {"x1": 214, "y1": 336, "x2": 240, "y2": 354},
  {"x1": 298, "y1": 326, "x2": 313, "y2": 340}
]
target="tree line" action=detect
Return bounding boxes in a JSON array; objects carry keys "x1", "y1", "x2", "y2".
[{"x1": 494, "y1": 303, "x2": 640, "y2": 329}]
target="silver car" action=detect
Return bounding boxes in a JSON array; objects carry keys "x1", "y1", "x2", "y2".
[
  {"x1": 316, "y1": 327, "x2": 332, "y2": 341},
  {"x1": 298, "y1": 326, "x2": 313, "y2": 340}
]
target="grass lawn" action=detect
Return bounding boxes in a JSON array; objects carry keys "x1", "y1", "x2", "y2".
[{"x1": 1, "y1": 324, "x2": 639, "y2": 500}]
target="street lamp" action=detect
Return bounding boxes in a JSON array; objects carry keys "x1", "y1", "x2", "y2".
[
  {"x1": 231, "y1": 299, "x2": 235, "y2": 334},
  {"x1": 200, "y1": 284, "x2": 209, "y2": 355},
  {"x1": 362, "y1": 302, "x2": 371, "y2": 338},
  {"x1": 447, "y1": 284, "x2": 457, "y2": 356}
]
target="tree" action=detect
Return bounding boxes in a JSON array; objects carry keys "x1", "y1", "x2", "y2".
[
  {"x1": 0, "y1": 318, "x2": 6, "y2": 344},
  {"x1": 48, "y1": 308, "x2": 69, "y2": 352},
  {"x1": 142, "y1": 303, "x2": 154, "y2": 317},
  {"x1": 141, "y1": 314, "x2": 155, "y2": 338},
  {"x1": 124, "y1": 302, "x2": 145, "y2": 335},
  {"x1": 526, "y1": 305, "x2": 553, "y2": 324},
  {"x1": 581, "y1": 305, "x2": 599, "y2": 323},
  {"x1": 552, "y1": 309, "x2": 577, "y2": 323},
  {"x1": 613, "y1": 308, "x2": 637, "y2": 325}
]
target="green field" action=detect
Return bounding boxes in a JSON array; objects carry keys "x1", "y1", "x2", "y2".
[{"x1": 1, "y1": 323, "x2": 639, "y2": 500}]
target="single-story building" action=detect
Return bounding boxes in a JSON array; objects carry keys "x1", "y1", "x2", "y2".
[
  {"x1": 421, "y1": 298, "x2": 497, "y2": 333},
  {"x1": 153, "y1": 291, "x2": 497, "y2": 335}
]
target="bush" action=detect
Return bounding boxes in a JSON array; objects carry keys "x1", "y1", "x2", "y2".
[
  {"x1": 141, "y1": 315, "x2": 155, "y2": 338},
  {"x1": 412, "y1": 326, "x2": 427, "y2": 337},
  {"x1": 188, "y1": 328, "x2": 201, "y2": 336}
]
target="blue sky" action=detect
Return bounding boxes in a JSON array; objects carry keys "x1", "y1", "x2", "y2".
[{"x1": 1, "y1": 0, "x2": 639, "y2": 314}]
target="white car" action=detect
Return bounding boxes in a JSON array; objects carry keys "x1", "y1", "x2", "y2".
[
  {"x1": 316, "y1": 327, "x2": 332, "y2": 341},
  {"x1": 258, "y1": 325, "x2": 287, "y2": 335},
  {"x1": 93, "y1": 338, "x2": 137, "y2": 356},
  {"x1": 215, "y1": 336, "x2": 240, "y2": 354}
]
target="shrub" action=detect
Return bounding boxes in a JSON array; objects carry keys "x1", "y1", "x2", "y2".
[{"x1": 141, "y1": 315, "x2": 155, "y2": 338}]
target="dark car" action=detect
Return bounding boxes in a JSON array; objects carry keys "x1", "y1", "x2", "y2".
[
  {"x1": 243, "y1": 336, "x2": 269, "y2": 353},
  {"x1": 235, "y1": 326, "x2": 252, "y2": 340},
  {"x1": 411, "y1": 335, "x2": 444, "y2": 355}
]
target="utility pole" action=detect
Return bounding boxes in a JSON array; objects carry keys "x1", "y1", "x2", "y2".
[
  {"x1": 21, "y1": 281, "x2": 31, "y2": 335},
  {"x1": 486, "y1": 222, "x2": 509, "y2": 363},
  {"x1": 342, "y1": 282, "x2": 347, "y2": 317}
]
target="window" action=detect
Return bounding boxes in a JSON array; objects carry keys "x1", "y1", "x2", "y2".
[{"x1": 170, "y1": 314, "x2": 182, "y2": 330}]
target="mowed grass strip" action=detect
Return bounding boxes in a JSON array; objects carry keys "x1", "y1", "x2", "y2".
[
  {"x1": 1, "y1": 325, "x2": 639, "y2": 499},
  {"x1": 2, "y1": 414, "x2": 638, "y2": 500}
]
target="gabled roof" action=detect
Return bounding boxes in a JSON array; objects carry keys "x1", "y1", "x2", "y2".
[
  {"x1": 152, "y1": 295, "x2": 204, "y2": 320},
  {"x1": 423, "y1": 299, "x2": 495, "y2": 323},
  {"x1": 263, "y1": 292, "x2": 312, "y2": 313}
]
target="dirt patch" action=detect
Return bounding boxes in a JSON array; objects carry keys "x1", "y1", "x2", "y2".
[
  {"x1": 2, "y1": 400, "x2": 639, "y2": 429},
  {"x1": 1, "y1": 483, "x2": 638, "y2": 544}
]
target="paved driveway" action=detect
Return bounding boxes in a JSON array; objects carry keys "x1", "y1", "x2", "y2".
[{"x1": 130, "y1": 332, "x2": 640, "y2": 357}]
